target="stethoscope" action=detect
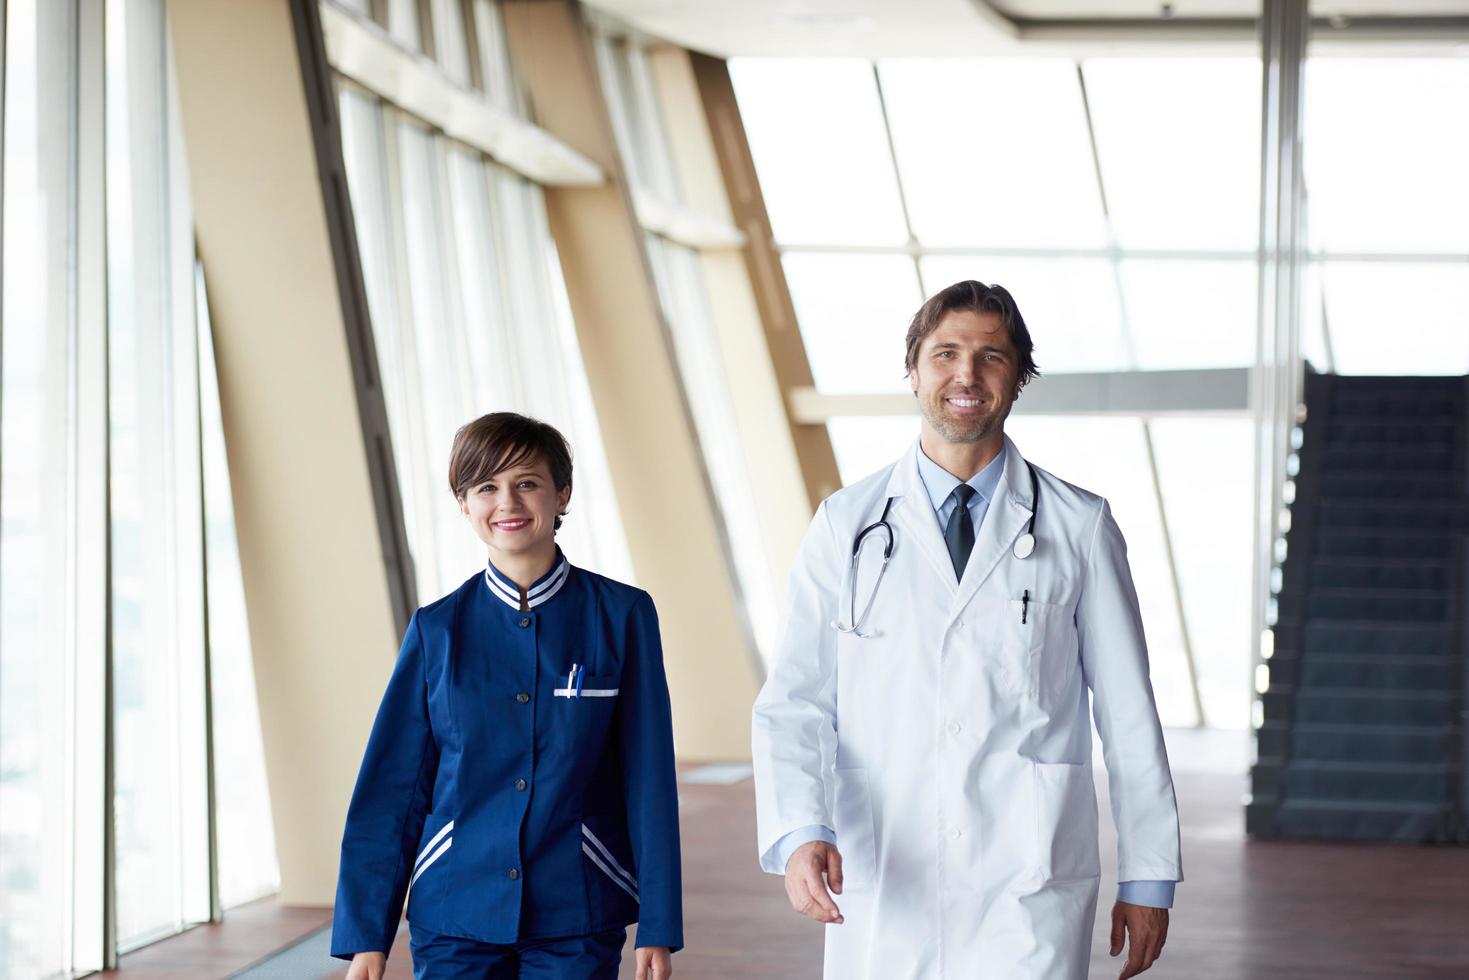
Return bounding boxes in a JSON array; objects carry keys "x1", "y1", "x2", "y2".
[{"x1": 831, "y1": 462, "x2": 1040, "y2": 639}]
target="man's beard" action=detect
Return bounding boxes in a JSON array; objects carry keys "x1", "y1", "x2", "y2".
[{"x1": 921, "y1": 390, "x2": 1004, "y2": 444}]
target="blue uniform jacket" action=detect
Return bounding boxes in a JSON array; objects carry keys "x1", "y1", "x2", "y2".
[{"x1": 330, "y1": 552, "x2": 683, "y2": 958}]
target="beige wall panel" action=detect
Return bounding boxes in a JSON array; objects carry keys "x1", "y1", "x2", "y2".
[
  {"x1": 166, "y1": 0, "x2": 398, "y2": 904},
  {"x1": 503, "y1": 0, "x2": 758, "y2": 759}
]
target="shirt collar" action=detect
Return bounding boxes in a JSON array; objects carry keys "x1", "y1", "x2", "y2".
[
  {"x1": 484, "y1": 547, "x2": 571, "y2": 610},
  {"x1": 915, "y1": 442, "x2": 1006, "y2": 514}
]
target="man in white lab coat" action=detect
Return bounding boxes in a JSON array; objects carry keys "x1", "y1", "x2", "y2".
[{"x1": 752, "y1": 280, "x2": 1182, "y2": 979}]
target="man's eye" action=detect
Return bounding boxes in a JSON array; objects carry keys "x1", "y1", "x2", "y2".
[
  {"x1": 518, "y1": 481, "x2": 537, "y2": 490},
  {"x1": 480, "y1": 484, "x2": 494, "y2": 493}
]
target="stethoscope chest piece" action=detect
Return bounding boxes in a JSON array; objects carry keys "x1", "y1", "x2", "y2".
[{"x1": 1013, "y1": 533, "x2": 1035, "y2": 560}]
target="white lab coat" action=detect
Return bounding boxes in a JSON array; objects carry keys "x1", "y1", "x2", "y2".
[{"x1": 753, "y1": 436, "x2": 1182, "y2": 980}]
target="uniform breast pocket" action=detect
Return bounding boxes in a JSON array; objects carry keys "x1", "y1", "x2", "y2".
[
  {"x1": 553, "y1": 672, "x2": 621, "y2": 741},
  {"x1": 554, "y1": 672, "x2": 621, "y2": 699}
]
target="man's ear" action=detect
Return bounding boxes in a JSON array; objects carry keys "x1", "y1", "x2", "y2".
[{"x1": 558, "y1": 484, "x2": 573, "y2": 514}]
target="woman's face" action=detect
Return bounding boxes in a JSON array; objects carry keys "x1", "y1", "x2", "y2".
[{"x1": 458, "y1": 455, "x2": 571, "y2": 563}]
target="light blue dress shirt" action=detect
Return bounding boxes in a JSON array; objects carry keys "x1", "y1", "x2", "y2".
[{"x1": 770, "y1": 443, "x2": 1175, "y2": 910}]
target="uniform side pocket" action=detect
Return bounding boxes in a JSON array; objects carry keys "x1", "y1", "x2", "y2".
[
  {"x1": 1032, "y1": 762, "x2": 1101, "y2": 882},
  {"x1": 832, "y1": 767, "x2": 877, "y2": 892},
  {"x1": 407, "y1": 811, "x2": 454, "y2": 903}
]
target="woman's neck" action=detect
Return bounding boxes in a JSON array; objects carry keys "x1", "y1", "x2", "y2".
[{"x1": 490, "y1": 543, "x2": 558, "y2": 596}]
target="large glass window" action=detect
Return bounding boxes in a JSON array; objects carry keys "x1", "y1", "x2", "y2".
[
  {"x1": 1, "y1": 2, "x2": 278, "y2": 973},
  {"x1": 106, "y1": 0, "x2": 211, "y2": 946},
  {"x1": 1302, "y1": 57, "x2": 1469, "y2": 375},
  {"x1": 880, "y1": 60, "x2": 1106, "y2": 249},
  {"x1": 734, "y1": 54, "x2": 1265, "y2": 727},
  {"x1": 1, "y1": 3, "x2": 85, "y2": 975},
  {"x1": 727, "y1": 59, "x2": 908, "y2": 247},
  {"x1": 337, "y1": 83, "x2": 634, "y2": 602}
]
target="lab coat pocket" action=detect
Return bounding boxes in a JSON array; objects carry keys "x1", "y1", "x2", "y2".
[
  {"x1": 1003, "y1": 598, "x2": 1050, "y2": 696},
  {"x1": 1032, "y1": 762, "x2": 1100, "y2": 883},
  {"x1": 832, "y1": 767, "x2": 877, "y2": 892}
]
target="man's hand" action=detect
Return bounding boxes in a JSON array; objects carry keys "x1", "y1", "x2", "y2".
[
  {"x1": 1110, "y1": 901, "x2": 1168, "y2": 979},
  {"x1": 635, "y1": 945, "x2": 672, "y2": 979},
  {"x1": 783, "y1": 840, "x2": 845, "y2": 925},
  {"x1": 344, "y1": 951, "x2": 385, "y2": 980}
]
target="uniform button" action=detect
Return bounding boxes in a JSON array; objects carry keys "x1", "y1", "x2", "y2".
[
  {"x1": 515, "y1": 692, "x2": 530, "y2": 704},
  {"x1": 518, "y1": 617, "x2": 531, "y2": 628},
  {"x1": 515, "y1": 778, "x2": 527, "y2": 791},
  {"x1": 947, "y1": 826, "x2": 962, "y2": 840},
  {"x1": 947, "y1": 721, "x2": 961, "y2": 736},
  {"x1": 507, "y1": 868, "x2": 520, "y2": 880}
]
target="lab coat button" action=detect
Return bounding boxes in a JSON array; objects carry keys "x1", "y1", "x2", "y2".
[
  {"x1": 515, "y1": 692, "x2": 530, "y2": 704},
  {"x1": 947, "y1": 826, "x2": 962, "y2": 840},
  {"x1": 947, "y1": 721, "x2": 961, "y2": 736},
  {"x1": 515, "y1": 778, "x2": 527, "y2": 791},
  {"x1": 518, "y1": 617, "x2": 531, "y2": 628},
  {"x1": 507, "y1": 868, "x2": 519, "y2": 880}
]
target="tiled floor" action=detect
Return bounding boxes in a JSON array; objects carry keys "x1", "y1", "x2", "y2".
[{"x1": 113, "y1": 737, "x2": 1469, "y2": 978}]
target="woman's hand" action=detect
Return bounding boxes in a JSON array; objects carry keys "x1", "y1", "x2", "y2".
[
  {"x1": 344, "y1": 951, "x2": 386, "y2": 980},
  {"x1": 635, "y1": 945, "x2": 672, "y2": 980}
]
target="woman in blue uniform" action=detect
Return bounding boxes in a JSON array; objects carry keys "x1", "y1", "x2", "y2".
[{"x1": 332, "y1": 412, "x2": 681, "y2": 979}]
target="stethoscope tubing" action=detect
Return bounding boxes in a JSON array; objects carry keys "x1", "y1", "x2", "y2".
[{"x1": 831, "y1": 463, "x2": 1039, "y2": 638}]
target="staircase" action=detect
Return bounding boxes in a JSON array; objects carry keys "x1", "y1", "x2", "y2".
[{"x1": 1248, "y1": 373, "x2": 1469, "y2": 842}]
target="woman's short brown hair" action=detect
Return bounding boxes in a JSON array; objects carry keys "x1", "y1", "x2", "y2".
[
  {"x1": 448, "y1": 412, "x2": 574, "y2": 529},
  {"x1": 904, "y1": 280, "x2": 1040, "y2": 392}
]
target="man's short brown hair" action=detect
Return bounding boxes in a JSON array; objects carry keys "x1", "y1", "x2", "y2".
[
  {"x1": 448, "y1": 412, "x2": 573, "y2": 529},
  {"x1": 904, "y1": 280, "x2": 1040, "y2": 391}
]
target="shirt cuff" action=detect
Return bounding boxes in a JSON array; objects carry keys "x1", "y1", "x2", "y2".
[
  {"x1": 771, "y1": 825, "x2": 836, "y2": 874},
  {"x1": 1117, "y1": 880, "x2": 1175, "y2": 909}
]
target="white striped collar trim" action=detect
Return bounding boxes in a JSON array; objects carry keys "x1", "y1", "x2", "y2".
[{"x1": 484, "y1": 552, "x2": 571, "y2": 611}]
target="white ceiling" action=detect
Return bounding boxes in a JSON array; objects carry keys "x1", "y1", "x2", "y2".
[{"x1": 583, "y1": 0, "x2": 1469, "y2": 58}]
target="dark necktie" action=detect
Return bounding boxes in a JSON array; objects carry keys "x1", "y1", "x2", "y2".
[{"x1": 945, "y1": 484, "x2": 978, "y2": 581}]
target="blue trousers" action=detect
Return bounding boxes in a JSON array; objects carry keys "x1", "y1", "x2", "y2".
[{"x1": 408, "y1": 924, "x2": 626, "y2": 980}]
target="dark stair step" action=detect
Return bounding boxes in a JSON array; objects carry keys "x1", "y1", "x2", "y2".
[
  {"x1": 1313, "y1": 529, "x2": 1458, "y2": 561},
  {"x1": 1263, "y1": 687, "x2": 1460, "y2": 726},
  {"x1": 1291, "y1": 620, "x2": 1460, "y2": 657},
  {"x1": 1312, "y1": 500, "x2": 1469, "y2": 532},
  {"x1": 1256, "y1": 721, "x2": 1459, "y2": 765},
  {"x1": 1308, "y1": 472, "x2": 1463, "y2": 499},
  {"x1": 1309, "y1": 558, "x2": 1454, "y2": 592},
  {"x1": 1268, "y1": 653, "x2": 1461, "y2": 691},
  {"x1": 1277, "y1": 587, "x2": 1456, "y2": 622},
  {"x1": 1331, "y1": 398, "x2": 1463, "y2": 419},
  {"x1": 1320, "y1": 443, "x2": 1458, "y2": 472},
  {"x1": 1249, "y1": 795, "x2": 1457, "y2": 841},
  {"x1": 1322, "y1": 418, "x2": 1463, "y2": 445},
  {"x1": 1278, "y1": 760, "x2": 1455, "y2": 804}
]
